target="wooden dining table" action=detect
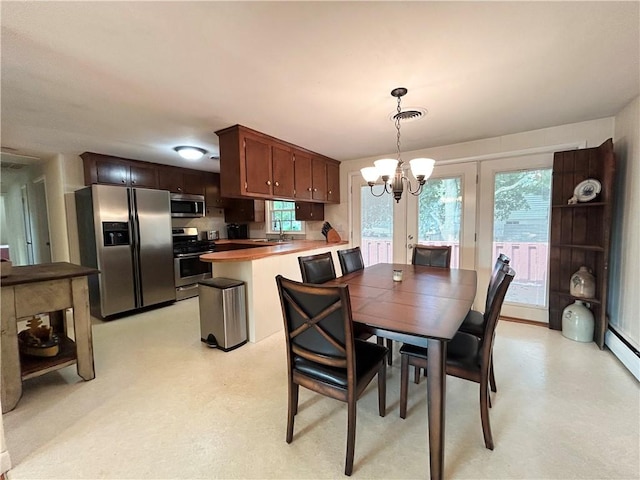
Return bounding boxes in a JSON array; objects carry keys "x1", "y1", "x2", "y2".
[{"x1": 327, "y1": 263, "x2": 477, "y2": 480}]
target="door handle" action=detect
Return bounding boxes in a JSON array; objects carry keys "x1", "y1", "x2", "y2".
[{"x1": 408, "y1": 235, "x2": 414, "y2": 240}]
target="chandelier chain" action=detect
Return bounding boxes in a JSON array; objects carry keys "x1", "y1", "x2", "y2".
[{"x1": 396, "y1": 95, "x2": 402, "y2": 163}]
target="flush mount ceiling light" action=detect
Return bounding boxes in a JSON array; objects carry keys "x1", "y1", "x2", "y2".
[
  {"x1": 174, "y1": 146, "x2": 207, "y2": 161},
  {"x1": 361, "y1": 87, "x2": 435, "y2": 203}
]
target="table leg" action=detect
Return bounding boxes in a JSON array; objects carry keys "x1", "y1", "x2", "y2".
[
  {"x1": 71, "y1": 277, "x2": 95, "y2": 381},
  {"x1": 426, "y1": 338, "x2": 446, "y2": 480},
  {"x1": 1, "y1": 287, "x2": 22, "y2": 413}
]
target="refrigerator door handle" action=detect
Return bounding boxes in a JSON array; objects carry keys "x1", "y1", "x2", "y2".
[{"x1": 130, "y1": 189, "x2": 143, "y2": 308}]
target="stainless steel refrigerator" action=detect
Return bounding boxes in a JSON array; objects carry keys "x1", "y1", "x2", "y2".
[{"x1": 75, "y1": 184, "x2": 176, "y2": 318}]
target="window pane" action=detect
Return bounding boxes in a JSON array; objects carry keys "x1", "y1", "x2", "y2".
[
  {"x1": 268, "y1": 201, "x2": 302, "y2": 233},
  {"x1": 417, "y1": 177, "x2": 461, "y2": 268},
  {"x1": 493, "y1": 169, "x2": 551, "y2": 307},
  {"x1": 361, "y1": 186, "x2": 393, "y2": 266}
]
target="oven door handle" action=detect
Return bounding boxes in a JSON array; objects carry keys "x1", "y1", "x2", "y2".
[{"x1": 175, "y1": 250, "x2": 215, "y2": 258}]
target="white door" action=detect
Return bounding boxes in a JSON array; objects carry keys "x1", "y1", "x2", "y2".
[
  {"x1": 478, "y1": 154, "x2": 553, "y2": 322},
  {"x1": 406, "y1": 162, "x2": 477, "y2": 269}
]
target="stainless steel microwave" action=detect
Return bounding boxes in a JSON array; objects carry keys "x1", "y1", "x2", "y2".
[{"x1": 170, "y1": 193, "x2": 205, "y2": 218}]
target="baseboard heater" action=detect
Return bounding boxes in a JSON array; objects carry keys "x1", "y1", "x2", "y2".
[{"x1": 605, "y1": 326, "x2": 640, "y2": 382}]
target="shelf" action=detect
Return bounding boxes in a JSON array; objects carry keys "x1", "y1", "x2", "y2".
[
  {"x1": 20, "y1": 335, "x2": 77, "y2": 380},
  {"x1": 551, "y1": 244, "x2": 604, "y2": 251},
  {"x1": 552, "y1": 202, "x2": 606, "y2": 209},
  {"x1": 549, "y1": 290, "x2": 602, "y2": 305}
]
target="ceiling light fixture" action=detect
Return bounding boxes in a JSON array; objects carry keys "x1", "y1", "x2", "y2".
[
  {"x1": 174, "y1": 146, "x2": 207, "y2": 161},
  {"x1": 361, "y1": 87, "x2": 435, "y2": 203}
]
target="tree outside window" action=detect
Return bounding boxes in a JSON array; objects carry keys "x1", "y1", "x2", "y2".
[{"x1": 268, "y1": 201, "x2": 303, "y2": 233}]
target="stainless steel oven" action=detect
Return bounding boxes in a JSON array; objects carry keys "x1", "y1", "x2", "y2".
[{"x1": 172, "y1": 228, "x2": 214, "y2": 300}]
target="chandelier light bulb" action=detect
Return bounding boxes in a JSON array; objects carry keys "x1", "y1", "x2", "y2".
[
  {"x1": 409, "y1": 158, "x2": 435, "y2": 182},
  {"x1": 374, "y1": 158, "x2": 398, "y2": 180}
]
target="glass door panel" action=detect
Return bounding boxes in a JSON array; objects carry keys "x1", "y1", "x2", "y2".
[
  {"x1": 478, "y1": 155, "x2": 552, "y2": 322},
  {"x1": 406, "y1": 162, "x2": 477, "y2": 270},
  {"x1": 360, "y1": 185, "x2": 394, "y2": 266}
]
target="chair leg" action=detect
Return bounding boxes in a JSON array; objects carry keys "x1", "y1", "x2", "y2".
[
  {"x1": 489, "y1": 354, "x2": 497, "y2": 393},
  {"x1": 286, "y1": 382, "x2": 299, "y2": 443},
  {"x1": 414, "y1": 365, "x2": 421, "y2": 384},
  {"x1": 345, "y1": 396, "x2": 357, "y2": 476},
  {"x1": 378, "y1": 361, "x2": 387, "y2": 417},
  {"x1": 386, "y1": 338, "x2": 393, "y2": 365},
  {"x1": 400, "y1": 354, "x2": 409, "y2": 419},
  {"x1": 479, "y1": 378, "x2": 494, "y2": 450}
]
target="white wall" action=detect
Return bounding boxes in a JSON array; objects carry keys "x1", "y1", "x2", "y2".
[{"x1": 610, "y1": 96, "x2": 640, "y2": 353}]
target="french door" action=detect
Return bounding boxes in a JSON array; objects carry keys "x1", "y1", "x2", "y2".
[{"x1": 351, "y1": 152, "x2": 552, "y2": 323}]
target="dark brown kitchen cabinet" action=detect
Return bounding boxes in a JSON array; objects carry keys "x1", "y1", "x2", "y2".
[
  {"x1": 311, "y1": 156, "x2": 327, "y2": 202},
  {"x1": 548, "y1": 138, "x2": 615, "y2": 349},
  {"x1": 204, "y1": 172, "x2": 227, "y2": 213},
  {"x1": 158, "y1": 166, "x2": 206, "y2": 195},
  {"x1": 295, "y1": 202, "x2": 324, "y2": 221},
  {"x1": 271, "y1": 144, "x2": 295, "y2": 198},
  {"x1": 224, "y1": 199, "x2": 265, "y2": 223},
  {"x1": 216, "y1": 124, "x2": 339, "y2": 204},
  {"x1": 326, "y1": 160, "x2": 340, "y2": 204},
  {"x1": 81, "y1": 152, "x2": 158, "y2": 188}
]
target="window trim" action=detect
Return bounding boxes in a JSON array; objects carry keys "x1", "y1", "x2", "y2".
[{"x1": 265, "y1": 201, "x2": 306, "y2": 234}]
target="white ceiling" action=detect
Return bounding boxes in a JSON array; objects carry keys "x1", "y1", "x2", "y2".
[{"x1": 1, "y1": 2, "x2": 638, "y2": 172}]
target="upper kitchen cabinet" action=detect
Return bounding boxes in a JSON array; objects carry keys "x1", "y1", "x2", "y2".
[
  {"x1": 158, "y1": 166, "x2": 206, "y2": 195},
  {"x1": 204, "y1": 172, "x2": 227, "y2": 213},
  {"x1": 326, "y1": 160, "x2": 340, "y2": 204},
  {"x1": 224, "y1": 199, "x2": 266, "y2": 223},
  {"x1": 216, "y1": 124, "x2": 339, "y2": 204},
  {"x1": 82, "y1": 152, "x2": 158, "y2": 189}
]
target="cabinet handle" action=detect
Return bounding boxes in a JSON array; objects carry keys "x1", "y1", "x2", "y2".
[
  {"x1": 313, "y1": 188, "x2": 318, "y2": 192},
  {"x1": 121, "y1": 179, "x2": 126, "y2": 184},
  {"x1": 307, "y1": 187, "x2": 312, "y2": 192},
  {"x1": 266, "y1": 180, "x2": 272, "y2": 186},
  {"x1": 328, "y1": 190, "x2": 332, "y2": 195},
  {"x1": 177, "y1": 187, "x2": 182, "y2": 192},
  {"x1": 274, "y1": 181, "x2": 279, "y2": 187}
]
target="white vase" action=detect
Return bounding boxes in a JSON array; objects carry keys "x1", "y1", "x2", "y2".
[
  {"x1": 562, "y1": 300, "x2": 595, "y2": 343},
  {"x1": 570, "y1": 266, "x2": 595, "y2": 298}
]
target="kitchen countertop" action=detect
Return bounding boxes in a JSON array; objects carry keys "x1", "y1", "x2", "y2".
[{"x1": 200, "y1": 239, "x2": 348, "y2": 263}]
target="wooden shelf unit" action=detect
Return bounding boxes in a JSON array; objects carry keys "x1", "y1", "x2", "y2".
[
  {"x1": 20, "y1": 335, "x2": 78, "y2": 380},
  {"x1": 548, "y1": 138, "x2": 615, "y2": 349}
]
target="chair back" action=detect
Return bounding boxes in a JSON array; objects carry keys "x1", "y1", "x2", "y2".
[
  {"x1": 337, "y1": 246, "x2": 365, "y2": 276},
  {"x1": 276, "y1": 275, "x2": 354, "y2": 372},
  {"x1": 411, "y1": 245, "x2": 452, "y2": 268},
  {"x1": 298, "y1": 252, "x2": 337, "y2": 284},
  {"x1": 485, "y1": 254, "x2": 511, "y2": 312},
  {"x1": 480, "y1": 264, "x2": 515, "y2": 365}
]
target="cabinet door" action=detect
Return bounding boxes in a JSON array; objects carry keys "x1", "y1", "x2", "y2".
[
  {"x1": 295, "y1": 202, "x2": 324, "y2": 221},
  {"x1": 311, "y1": 156, "x2": 327, "y2": 201},
  {"x1": 326, "y1": 161, "x2": 340, "y2": 204},
  {"x1": 205, "y1": 172, "x2": 227, "y2": 213},
  {"x1": 244, "y1": 134, "x2": 272, "y2": 196},
  {"x1": 158, "y1": 166, "x2": 185, "y2": 193},
  {"x1": 129, "y1": 164, "x2": 158, "y2": 188},
  {"x1": 224, "y1": 199, "x2": 265, "y2": 223},
  {"x1": 183, "y1": 171, "x2": 205, "y2": 195},
  {"x1": 95, "y1": 158, "x2": 128, "y2": 186},
  {"x1": 293, "y1": 150, "x2": 312, "y2": 200},
  {"x1": 271, "y1": 144, "x2": 295, "y2": 199}
]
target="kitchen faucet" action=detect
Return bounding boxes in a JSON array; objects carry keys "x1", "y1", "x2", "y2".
[{"x1": 274, "y1": 220, "x2": 285, "y2": 241}]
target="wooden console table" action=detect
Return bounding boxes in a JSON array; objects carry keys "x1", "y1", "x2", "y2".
[{"x1": 1, "y1": 262, "x2": 98, "y2": 413}]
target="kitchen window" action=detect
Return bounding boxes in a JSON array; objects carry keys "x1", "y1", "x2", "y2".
[{"x1": 266, "y1": 201, "x2": 305, "y2": 234}]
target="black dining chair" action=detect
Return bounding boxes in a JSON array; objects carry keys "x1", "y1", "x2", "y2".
[
  {"x1": 298, "y1": 252, "x2": 337, "y2": 284},
  {"x1": 275, "y1": 275, "x2": 388, "y2": 476},
  {"x1": 458, "y1": 253, "x2": 510, "y2": 392},
  {"x1": 398, "y1": 264, "x2": 515, "y2": 451},
  {"x1": 411, "y1": 244, "x2": 452, "y2": 268},
  {"x1": 337, "y1": 246, "x2": 394, "y2": 364},
  {"x1": 337, "y1": 247, "x2": 365, "y2": 276}
]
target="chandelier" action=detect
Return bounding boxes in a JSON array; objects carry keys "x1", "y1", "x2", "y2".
[{"x1": 360, "y1": 87, "x2": 435, "y2": 203}]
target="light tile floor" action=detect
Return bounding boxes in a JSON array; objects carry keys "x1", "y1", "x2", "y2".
[{"x1": 4, "y1": 298, "x2": 639, "y2": 479}]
